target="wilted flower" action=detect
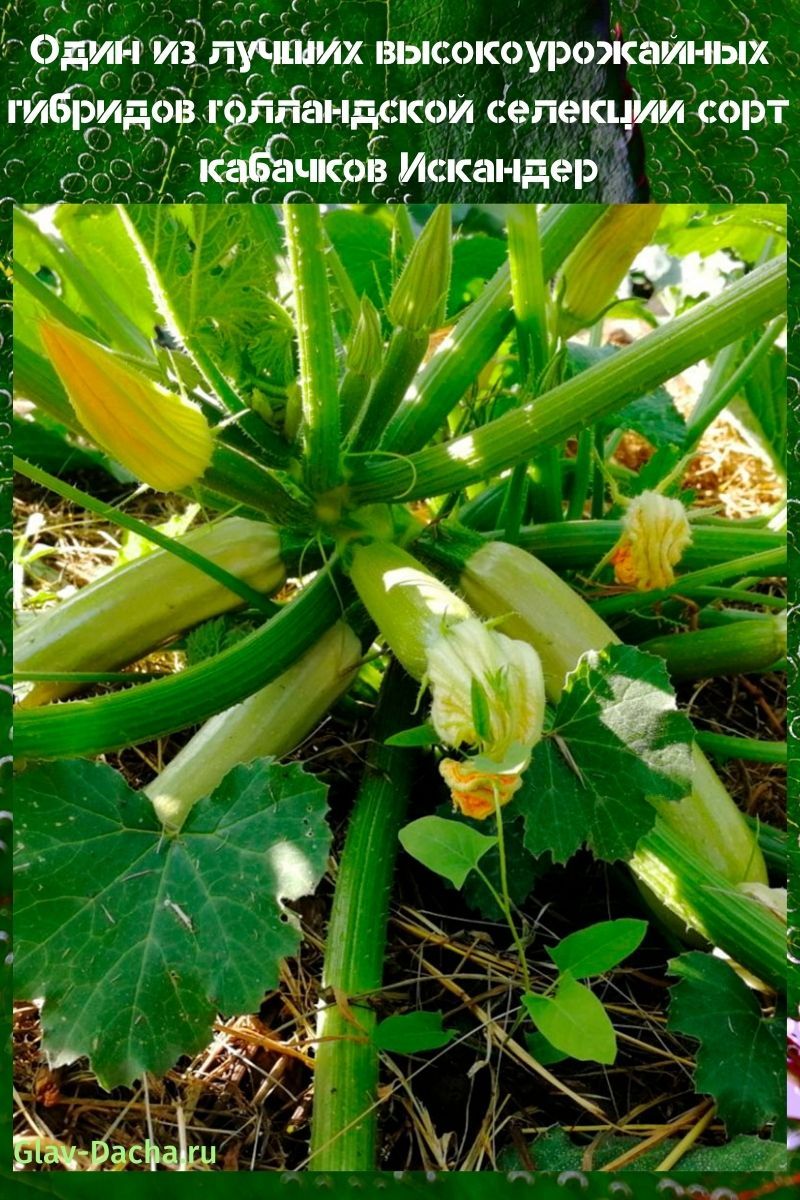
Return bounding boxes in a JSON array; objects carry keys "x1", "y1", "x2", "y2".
[
  {"x1": 40, "y1": 320, "x2": 214, "y2": 492},
  {"x1": 426, "y1": 617, "x2": 546, "y2": 762},
  {"x1": 439, "y1": 758, "x2": 524, "y2": 820},
  {"x1": 611, "y1": 491, "x2": 692, "y2": 592}
]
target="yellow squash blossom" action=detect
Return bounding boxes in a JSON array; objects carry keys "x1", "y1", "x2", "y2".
[
  {"x1": 348, "y1": 541, "x2": 547, "y2": 819},
  {"x1": 40, "y1": 320, "x2": 214, "y2": 492},
  {"x1": 426, "y1": 616, "x2": 545, "y2": 763},
  {"x1": 611, "y1": 491, "x2": 692, "y2": 592}
]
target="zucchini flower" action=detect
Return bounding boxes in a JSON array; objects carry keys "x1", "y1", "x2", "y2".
[
  {"x1": 426, "y1": 618, "x2": 545, "y2": 819},
  {"x1": 610, "y1": 491, "x2": 692, "y2": 592},
  {"x1": 439, "y1": 759, "x2": 524, "y2": 821},
  {"x1": 557, "y1": 205, "x2": 665, "y2": 338},
  {"x1": 426, "y1": 617, "x2": 545, "y2": 763},
  {"x1": 39, "y1": 320, "x2": 214, "y2": 492},
  {"x1": 348, "y1": 540, "x2": 546, "y2": 819}
]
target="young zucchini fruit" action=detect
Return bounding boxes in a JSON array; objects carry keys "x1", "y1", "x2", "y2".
[
  {"x1": 15, "y1": 518, "x2": 287, "y2": 707},
  {"x1": 145, "y1": 621, "x2": 363, "y2": 831}
]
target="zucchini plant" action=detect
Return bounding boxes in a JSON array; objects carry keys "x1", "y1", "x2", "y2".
[{"x1": 12, "y1": 201, "x2": 787, "y2": 1170}]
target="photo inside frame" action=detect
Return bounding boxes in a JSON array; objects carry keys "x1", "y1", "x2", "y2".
[{"x1": 10, "y1": 202, "x2": 789, "y2": 1177}]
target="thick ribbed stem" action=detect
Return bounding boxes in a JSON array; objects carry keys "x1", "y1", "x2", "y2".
[
  {"x1": 591, "y1": 548, "x2": 785, "y2": 618},
  {"x1": 631, "y1": 820, "x2": 784, "y2": 992},
  {"x1": 283, "y1": 204, "x2": 341, "y2": 495},
  {"x1": 309, "y1": 667, "x2": 417, "y2": 1170},
  {"x1": 15, "y1": 569, "x2": 343, "y2": 760},
  {"x1": 507, "y1": 204, "x2": 561, "y2": 526},
  {"x1": 348, "y1": 257, "x2": 786, "y2": 503},
  {"x1": 510, "y1": 518, "x2": 783, "y2": 571},
  {"x1": 379, "y1": 205, "x2": 607, "y2": 455}
]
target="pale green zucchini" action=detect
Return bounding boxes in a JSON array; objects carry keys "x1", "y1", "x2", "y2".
[
  {"x1": 15, "y1": 517, "x2": 286, "y2": 707},
  {"x1": 144, "y1": 621, "x2": 363, "y2": 831}
]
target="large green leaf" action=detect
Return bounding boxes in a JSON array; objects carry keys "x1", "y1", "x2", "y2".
[
  {"x1": 516, "y1": 737, "x2": 590, "y2": 865},
  {"x1": 447, "y1": 236, "x2": 507, "y2": 319},
  {"x1": 125, "y1": 205, "x2": 290, "y2": 385},
  {"x1": 14, "y1": 758, "x2": 330, "y2": 1088},
  {"x1": 519, "y1": 645, "x2": 693, "y2": 863},
  {"x1": 324, "y1": 209, "x2": 394, "y2": 311},
  {"x1": 500, "y1": 1125, "x2": 788, "y2": 1173},
  {"x1": 655, "y1": 204, "x2": 787, "y2": 262},
  {"x1": 668, "y1": 952, "x2": 784, "y2": 1135}
]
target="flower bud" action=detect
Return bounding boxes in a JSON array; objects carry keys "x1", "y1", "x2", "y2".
[
  {"x1": 346, "y1": 295, "x2": 383, "y2": 378},
  {"x1": 387, "y1": 205, "x2": 452, "y2": 333},
  {"x1": 557, "y1": 205, "x2": 665, "y2": 338},
  {"x1": 39, "y1": 320, "x2": 214, "y2": 492},
  {"x1": 611, "y1": 491, "x2": 692, "y2": 592}
]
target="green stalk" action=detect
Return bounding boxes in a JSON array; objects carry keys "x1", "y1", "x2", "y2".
[
  {"x1": 498, "y1": 465, "x2": 529, "y2": 543},
  {"x1": 685, "y1": 319, "x2": 785, "y2": 445},
  {"x1": 379, "y1": 205, "x2": 607, "y2": 455},
  {"x1": 506, "y1": 205, "x2": 561, "y2": 526},
  {"x1": 695, "y1": 732, "x2": 786, "y2": 765},
  {"x1": 510, "y1": 519, "x2": 784, "y2": 572},
  {"x1": 507, "y1": 206, "x2": 549, "y2": 382},
  {"x1": 684, "y1": 585, "x2": 785, "y2": 610},
  {"x1": 283, "y1": 204, "x2": 342, "y2": 494},
  {"x1": 348, "y1": 328, "x2": 430, "y2": 452},
  {"x1": 591, "y1": 548, "x2": 786, "y2": 618},
  {"x1": 13, "y1": 457, "x2": 280, "y2": 616},
  {"x1": 203, "y1": 444, "x2": 312, "y2": 528},
  {"x1": 631, "y1": 821, "x2": 784, "y2": 992},
  {"x1": 309, "y1": 666, "x2": 418, "y2": 1171},
  {"x1": 567, "y1": 429, "x2": 593, "y2": 520},
  {"x1": 348, "y1": 257, "x2": 786, "y2": 504},
  {"x1": 15, "y1": 569, "x2": 343, "y2": 760},
  {"x1": 350, "y1": 206, "x2": 453, "y2": 452},
  {"x1": 642, "y1": 615, "x2": 786, "y2": 681}
]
